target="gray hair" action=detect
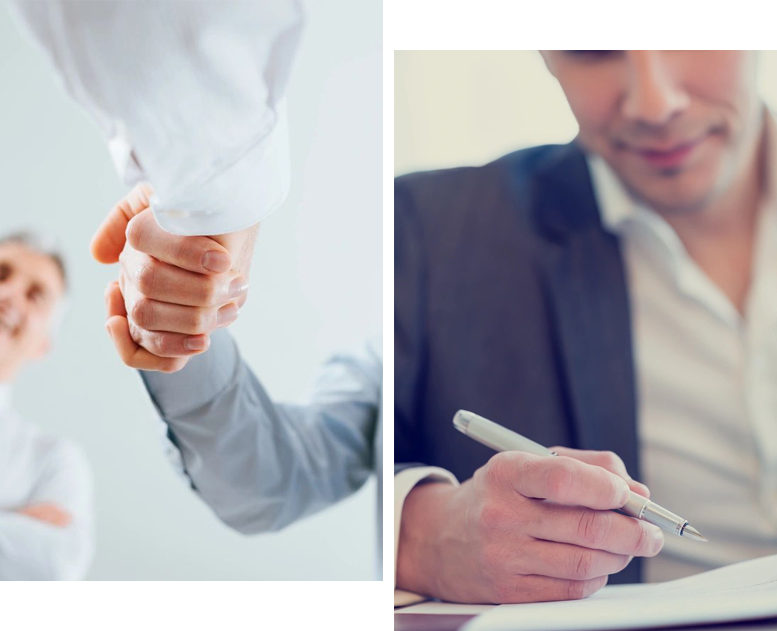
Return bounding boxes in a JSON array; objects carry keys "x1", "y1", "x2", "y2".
[{"x1": 0, "y1": 231, "x2": 68, "y2": 293}]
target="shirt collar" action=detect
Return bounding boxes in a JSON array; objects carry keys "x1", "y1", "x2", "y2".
[{"x1": 588, "y1": 107, "x2": 777, "y2": 235}]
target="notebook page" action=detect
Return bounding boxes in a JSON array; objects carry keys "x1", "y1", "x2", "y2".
[{"x1": 464, "y1": 554, "x2": 777, "y2": 631}]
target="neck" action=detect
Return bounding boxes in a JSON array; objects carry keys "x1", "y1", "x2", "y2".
[{"x1": 657, "y1": 113, "x2": 768, "y2": 314}]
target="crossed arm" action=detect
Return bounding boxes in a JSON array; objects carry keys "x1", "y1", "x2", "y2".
[{"x1": 0, "y1": 444, "x2": 93, "y2": 580}]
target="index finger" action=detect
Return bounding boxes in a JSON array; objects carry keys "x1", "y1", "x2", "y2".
[
  {"x1": 497, "y1": 452, "x2": 631, "y2": 510},
  {"x1": 551, "y1": 447, "x2": 651, "y2": 499},
  {"x1": 125, "y1": 210, "x2": 232, "y2": 274}
]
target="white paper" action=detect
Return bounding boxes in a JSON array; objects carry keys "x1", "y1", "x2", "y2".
[
  {"x1": 396, "y1": 602, "x2": 496, "y2": 616},
  {"x1": 464, "y1": 554, "x2": 777, "y2": 631}
]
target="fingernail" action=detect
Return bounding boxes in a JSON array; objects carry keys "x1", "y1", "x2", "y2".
[
  {"x1": 184, "y1": 336, "x2": 208, "y2": 351},
  {"x1": 228, "y1": 276, "x2": 249, "y2": 300},
  {"x1": 650, "y1": 528, "x2": 664, "y2": 554},
  {"x1": 105, "y1": 322, "x2": 113, "y2": 338},
  {"x1": 217, "y1": 303, "x2": 239, "y2": 326},
  {"x1": 202, "y1": 251, "x2": 231, "y2": 273},
  {"x1": 635, "y1": 481, "x2": 650, "y2": 497}
]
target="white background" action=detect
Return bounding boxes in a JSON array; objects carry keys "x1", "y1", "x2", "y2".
[{"x1": 0, "y1": 0, "x2": 381, "y2": 581}]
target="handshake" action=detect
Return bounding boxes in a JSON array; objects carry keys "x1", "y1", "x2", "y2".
[{"x1": 91, "y1": 184, "x2": 256, "y2": 372}]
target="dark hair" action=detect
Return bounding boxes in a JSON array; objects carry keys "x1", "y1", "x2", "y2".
[{"x1": 0, "y1": 231, "x2": 68, "y2": 293}]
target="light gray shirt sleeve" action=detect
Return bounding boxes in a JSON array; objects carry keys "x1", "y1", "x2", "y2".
[{"x1": 139, "y1": 329, "x2": 381, "y2": 534}]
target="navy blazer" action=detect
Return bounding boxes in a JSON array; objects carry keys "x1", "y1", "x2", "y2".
[{"x1": 395, "y1": 142, "x2": 642, "y2": 584}]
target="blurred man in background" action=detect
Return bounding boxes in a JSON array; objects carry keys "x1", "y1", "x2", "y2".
[{"x1": 0, "y1": 232, "x2": 93, "y2": 580}]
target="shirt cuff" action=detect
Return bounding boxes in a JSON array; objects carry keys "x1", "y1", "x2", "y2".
[
  {"x1": 139, "y1": 328, "x2": 239, "y2": 419},
  {"x1": 149, "y1": 104, "x2": 291, "y2": 236},
  {"x1": 393, "y1": 466, "x2": 459, "y2": 606}
]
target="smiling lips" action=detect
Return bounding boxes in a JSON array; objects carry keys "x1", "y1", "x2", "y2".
[
  {"x1": 0, "y1": 304, "x2": 21, "y2": 337},
  {"x1": 625, "y1": 132, "x2": 710, "y2": 169}
]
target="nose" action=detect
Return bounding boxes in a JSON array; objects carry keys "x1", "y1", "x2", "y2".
[{"x1": 620, "y1": 51, "x2": 689, "y2": 127}]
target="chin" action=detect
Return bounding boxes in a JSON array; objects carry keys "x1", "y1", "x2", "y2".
[{"x1": 623, "y1": 169, "x2": 722, "y2": 215}]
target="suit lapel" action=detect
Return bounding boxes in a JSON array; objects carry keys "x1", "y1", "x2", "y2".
[{"x1": 529, "y1": 143, "x2": 640, "y2": 480}]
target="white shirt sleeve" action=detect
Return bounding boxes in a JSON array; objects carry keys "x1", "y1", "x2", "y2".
[
  {"x1": 394, "y1": 466, "x2": 459, "y2": 608},
  {"x1": 9, "y1": 0, "x2": 303, "y2": 236},
  {"x1": 0, "y1": 441, "x2": 94, "y2": 580}
]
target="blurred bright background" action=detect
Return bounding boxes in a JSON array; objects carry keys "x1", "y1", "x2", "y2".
[
  {"x1": 0, "y1": 0, "x2": 381, "y2": 580},
  {"x1": 395, "y1": 51, "x2": 777, "y2": 175}
]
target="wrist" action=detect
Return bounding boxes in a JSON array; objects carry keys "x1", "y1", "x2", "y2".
[
  {"x1": 396, "y1": 481, "x2": 458, "y2": 595},
  {"x1": 211, "y1": 223, "x2": 259, "y2": 281}
]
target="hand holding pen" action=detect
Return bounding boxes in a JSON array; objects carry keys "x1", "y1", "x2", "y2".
[
  {"x1": 395, "y1": 414, "x2": 677, "y2": 605},
  {"x1": 454, "y1": 410, "x2": 707, "y2": 542}
]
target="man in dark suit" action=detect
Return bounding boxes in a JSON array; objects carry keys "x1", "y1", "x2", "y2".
[{"x1": 395, "y1": 51, "x2": 777, "y2": 604}]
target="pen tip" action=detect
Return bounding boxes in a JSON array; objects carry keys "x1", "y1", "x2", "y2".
[{"x1": 682, "y1": 525, "x2": 708, "y2": 542}]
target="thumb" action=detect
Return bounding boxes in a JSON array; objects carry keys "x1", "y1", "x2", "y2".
[{"x1": 91, "y1": 183, "x2": 154, "y2": 264}]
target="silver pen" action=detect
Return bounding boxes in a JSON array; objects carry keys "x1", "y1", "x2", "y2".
[{"x1": 454, "y1": 410, "x2": 708, "y2": 542}]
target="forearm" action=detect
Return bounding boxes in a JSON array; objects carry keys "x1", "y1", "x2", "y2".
[
  {"x1": 0, "y1": 511, "x2": 91, "y2": 580},
  {"x1": 141, "y1": 329, "x2": 378, "y2": 533}
]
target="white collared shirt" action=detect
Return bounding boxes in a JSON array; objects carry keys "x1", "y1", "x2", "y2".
[
  {"x1": 10, "y1": 1, "x2": 303, "y2": 236},
  {"x1": 0, "y1": 384, "x2": 94, "y2": 580},
  {"x1": 589, "y1": 118, "x2": 777, "y2": 582}
]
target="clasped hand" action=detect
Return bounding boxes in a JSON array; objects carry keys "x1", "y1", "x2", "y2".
[{"x1": 91, "y1": 184, "x2": 253, "y2": 372}]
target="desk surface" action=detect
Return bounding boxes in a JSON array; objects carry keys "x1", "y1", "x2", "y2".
[{"x1": 394, "y1": 611, "x2": 777, "y2": 631}]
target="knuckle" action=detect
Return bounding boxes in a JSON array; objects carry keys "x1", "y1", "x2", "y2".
[
  {"x1": 191, "y1": 309, "x2": 212, "y2": 334},
  {"x1": 149, "y1": 332, "x2": 175, "y2": 356},
  {"x1": 546, "y1": 460, "x2": 574, "y2": 500},
  {"x1": 634, "y1": 523, "x2": 651, "y2": 555},
  {"x1": 125, "y1": 214, "x2": 147, "y2": 249},
  {"x1": 577, "y1": 509, "x2": 612, "y2": 548},
  {"x1": 136, "y1": 260, "x2": 158, "y2": 295},
  {"x1": 199, "y1": 277, "x2": 220, "y2": 305},
  {"x1": 129, "y1": 297, "x2": 152, "y2": 328},
  {"x1": 571, "y1": 550, "x2": 595, "y2": 581},
  {"x1": 602, "y1": 451, "x2": 623, "y2": 468},
  {"x1": 174, "y1": 238, "x2": 192, "y2": 265},
  {"x1": 127, "y1": 319, "x2": 143, "y2": 344},
  {"x1": 483, "y1": 453, "x2": 509, "y2": 490}
]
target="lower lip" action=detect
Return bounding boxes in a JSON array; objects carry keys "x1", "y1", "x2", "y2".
[{"x1": 634, "y1": 137, "x2": 705, "y2": 169}]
